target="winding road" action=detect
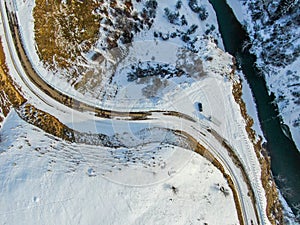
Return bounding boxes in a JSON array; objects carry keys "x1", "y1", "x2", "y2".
[{"x1": 0, "y1": 1, "x2": 269, "y2": 224}]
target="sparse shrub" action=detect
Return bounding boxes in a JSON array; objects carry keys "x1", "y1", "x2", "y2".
[
  {"x1": 144, "y1": 0, "x2": 158, "y2": 18},
  {"x1": 188, "y1": 0, "x2": 200, "y2": 13},
  {"x1": 164, "y1": 8, "x2": 180, "y2": 25},
  {"x1": 181, "y1": 15, "x2": 188, "y2": 26},
  {"x1": 252, "y1": 11, "x2": 263, "y2": 21},
  {"x1": 170, "y1": 32, "x2": 177, "y2": 38},
  {"x1": 188, "y1": 0, "x2": 208, "y2": 20},
  {"x1": 293, "y1": 118, "x2": 300, "y2": 127},
  {"x1": 176, "y1": 0, "x2": 182, "y2": 9},
  {"x1": 220, "y1": 186, "x2": 230, "y2": 197},
  {"x1": 160, "y1": 33, "x2": 170, "y2": 41},
  {"x1": 171, "y1": 185, "x2": 178, "y2": 194},
  {"x1": 206, "y1": 56, "x2": 213, "y2": 61},
  {"x1": 145, "y1": 0, "x2": 157, "y2": 10},
  {"x1": 187, "y1": 24, "x2": 198, "y2": 35},
  {"x1": 291, "y1": 91, "x2": 300, "y2": 98},
  {"x1": 181, "y1": 34, "x2": 191, "y2": 42},
  {"x1": 127, "y1": 62, "x2": 187, "y2": 82},
  {"x1": 198, "y1": 6, "x2": 208, "y2": 21}
]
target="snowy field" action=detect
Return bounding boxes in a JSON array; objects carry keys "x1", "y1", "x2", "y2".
[{"x1": 0, "y1": 111, "x2": 239, "y2": 225}]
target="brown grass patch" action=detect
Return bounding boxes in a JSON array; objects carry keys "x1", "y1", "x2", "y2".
[{"x1": 33, "y1": 0, "x2": 102, "y2": 70}]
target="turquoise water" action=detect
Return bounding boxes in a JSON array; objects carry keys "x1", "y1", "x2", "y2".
[{"x1": 209, "y1": 0, "x2": 300, "y2": 218}]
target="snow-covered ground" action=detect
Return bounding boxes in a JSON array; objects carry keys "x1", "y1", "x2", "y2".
[
  {"x1": 239, "y1": 70, "x2": 265, "y2": 140},
  {"x1": 12, "y1": 0, "x2": 226, "y2": 111},
  {"x1": 0, "y1": 0, "x2": 282, "y2": 224},
  {"x1": 0, "y1": 111, "x2": 239, "y2": 225}
]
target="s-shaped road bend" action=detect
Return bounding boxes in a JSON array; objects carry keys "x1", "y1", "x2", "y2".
[{"x1": 0, "y1": 1, "x2": 267, "y2": 224}]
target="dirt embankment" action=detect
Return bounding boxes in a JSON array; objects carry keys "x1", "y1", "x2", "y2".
[
  {"x1": 17, "y1": 103, "x2": 74, "y2": 141},
  {"x1": 0, "y1": 37, "x2": 26, "y2": 126},
  {"x1": 232, "y1": 79, "x2": 283, "y2": 225},
  {"x1": 0, "y1": 37, "x2": 74, "y2": 141}
]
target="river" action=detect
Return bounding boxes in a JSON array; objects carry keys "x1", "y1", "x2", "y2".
[{"x1": 208, "y1": 0, "x2": 300, "y2": 219}]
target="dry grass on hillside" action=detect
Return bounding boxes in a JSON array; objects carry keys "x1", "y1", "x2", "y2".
[
  {"x1": 33, "y1": 0, "x2": 102, "y2": 70},
  {"x1": 0, "y1": 38, "x2": 73, "y2": 141},
  {"x1": 33, "y1": 0, "x2": 156, "y2": 84},
  {"x1": 0, "y1": 38, "x2": 26, "y2": 126}
]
